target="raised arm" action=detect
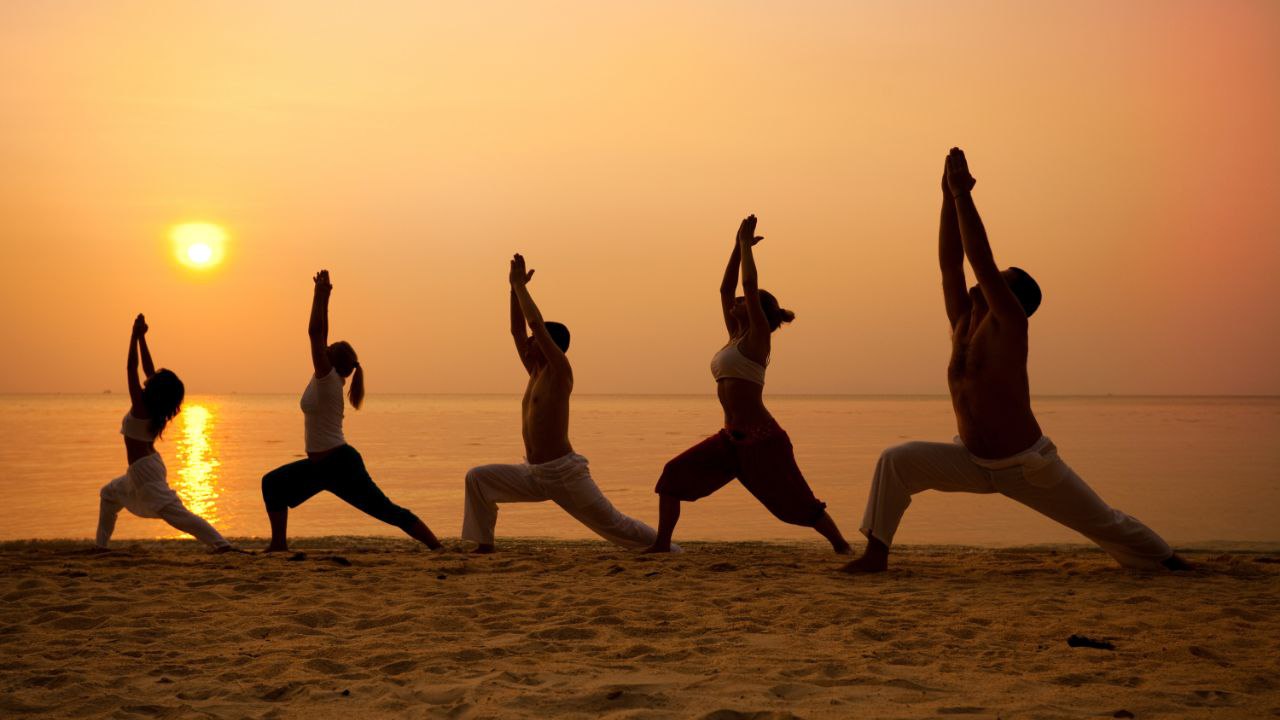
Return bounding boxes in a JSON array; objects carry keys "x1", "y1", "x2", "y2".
[
  {"x1": 510, "y1": 269, "x2": 535, "y2": 374},
  {"x1": 938, "y1": 160, "x2": 971, "y2": 329},
  {"x1": 309, "y1": 270, "x2": 333, "y2": 377},
  {"x1": 126, "y1": 317, "x2": 145, "y2": 415},
  {"x1": 509, "y1": 254, "x2": 569, "y2": 374},
  {"x1": 133, "y1": 313, "x2": 156, "y2": 378},
  {"x1": 719, "y1": 238, "x2": 742, "y2": 337},
  {"x1": 736, "y1": 215, "x2": 771, "y2": 361},
  {"x1": 945, "y1": 148, "x2": 1027, "y2": 324}
]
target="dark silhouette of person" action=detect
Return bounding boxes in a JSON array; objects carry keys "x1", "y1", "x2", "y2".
[
  {"x1": 842, "y1": 148, "x2": 1189, "y2": 573},
  {"x1": 260, "y1": 270, "x2": 441, "y2": 552},
  {"x1": 644, "y1": 215, "x2": 853, "y2": 554},
  {"x1": 97, "y1": 314, "x2": 236, "y2": 551},
  {"x1": 461, "y1": 254, "x2": 665, "y2": 553}
]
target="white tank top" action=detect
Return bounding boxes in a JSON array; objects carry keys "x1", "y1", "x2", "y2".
[
  {"x1": 301, "y1": 370, "x2": 346, "y2": 453},
  {"x1": 710, "y1": 341, "x2": 767, "y2": 385},
  {"x1": 120, "y1": 412, "x2": 158, "y2": 442}
]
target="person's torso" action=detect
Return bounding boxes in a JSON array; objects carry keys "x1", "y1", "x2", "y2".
[
  {"x1": 301, "y1": 370, "x2": 346, "y2": 453},
  {"x1": 947, "y1": 311, "x2": 1041, "y2": 458},
  {"x1": 121, "y1": 411, "x2": 158, "y2": 465},
  {"x1": 522, "y1": 365, "x2": 574, "y2": 464},
  {"x1": 712, "y1": 341, "x2": 774, "y2": 431}
]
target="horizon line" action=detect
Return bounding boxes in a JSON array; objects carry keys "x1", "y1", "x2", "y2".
[{"x1": 3, "y1": 392, "x2": 1278, "y2": 400}]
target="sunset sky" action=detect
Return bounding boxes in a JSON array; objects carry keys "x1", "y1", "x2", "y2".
[{"x1": 2, "y1": 0, "x2": 1277, "y2": 395}]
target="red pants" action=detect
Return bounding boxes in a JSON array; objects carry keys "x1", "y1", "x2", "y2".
[{"x1": 655, "y1": 422, "x2": 827, "y2": 527}]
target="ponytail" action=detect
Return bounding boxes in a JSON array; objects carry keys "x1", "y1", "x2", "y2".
[
  {"x1": 348, "y1": 363, "x2": 365, "y2": 409},
  {"x1": 758, "y1": 289, "x2": 796, "y2": 332}
]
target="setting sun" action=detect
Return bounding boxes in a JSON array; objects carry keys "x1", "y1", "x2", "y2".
[{"x1": 170, "y1": 222, "x2": 227, "y2": 270}]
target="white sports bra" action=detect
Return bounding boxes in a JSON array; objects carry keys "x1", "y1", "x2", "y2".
[
  {"x1": 120, "y1": 412, "x2": 158, "y2": 442},
  {"x1": 710, "y1": 342, "x2": 767, "y2": 386}
]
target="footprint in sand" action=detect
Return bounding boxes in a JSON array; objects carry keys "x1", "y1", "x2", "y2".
[
  {"x1": 380, "y1": 659, "x2": 418, "y2": 675},
  {"x1": 1189, "y1": 646, "x2": 1234, "y2": 667},
  {"x1": 303, "y1": 658, "x2": 349, "y2": 674},
  {"x1": 260, "y1": 681, "x2": 306, "y2": 701},
  {"x1": 47, "y1": 615, "x2": 107, "y2": 631},
  {"x1": 768, "y1": 683, "x2": 823, "y2": 700}
]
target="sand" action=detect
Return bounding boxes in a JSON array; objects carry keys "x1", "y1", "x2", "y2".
[{"x1": 2, "y1": 539, "x2": 1278, "y2": 719}]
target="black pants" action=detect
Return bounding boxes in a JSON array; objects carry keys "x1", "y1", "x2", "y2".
[{"x1": 261, "y1": 445, "x2": 420, "y2": 532}]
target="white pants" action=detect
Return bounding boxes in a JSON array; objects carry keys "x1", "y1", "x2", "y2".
[
  {"x1": 462, "y1": 453, "x2": 662, "y2": 550},
  {"x1": 860, "y1": 437, "x2": 1172, "y2": 569},
  {"x1": 97, "y1": 453, "x2": 229, "y2": 549}
]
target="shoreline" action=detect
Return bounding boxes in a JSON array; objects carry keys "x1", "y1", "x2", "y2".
[
  {"x1": 3, "y1": 539, "x2": 1278, "y2": 718},
  {"x1": 5, "y1": 537, "x2": 1280, "y2": 553}
]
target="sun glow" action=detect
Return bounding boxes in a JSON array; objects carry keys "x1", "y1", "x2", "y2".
[
  {"x1": 168, "y1": 402, "x2": 221, "y2": 538},
  {"x1": 170, "y1": 222, "x2": 227, "y2": 270}
]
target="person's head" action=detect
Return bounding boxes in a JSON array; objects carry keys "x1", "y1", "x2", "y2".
[
  {"x1": 327, "y1": 341, "x2": 365, "y2": 409},
  {"x1": 968, "y1": 268, "x2": 1042, "y2": 318},
  {"x1": 142, "y1": 369, "x2": 184, "y2": 436},
  {"x1": 524, "y1": 322, "x2": 571, "y2": 366},
  {"x1": 729, "y1": 289, "x2": 796, "y2": 333}
]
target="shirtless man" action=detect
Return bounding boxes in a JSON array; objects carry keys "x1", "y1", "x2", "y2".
[
  {"x1": 842, "y1": 148, "x2": 1187, "y2": 573},
  {"x1": 461, "y1": 254, "x2": 666, "y2": 553}
]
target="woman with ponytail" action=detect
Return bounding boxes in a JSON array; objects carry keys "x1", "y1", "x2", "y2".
[
  {"x1": 96, "y1": 314, "x2": 236, "y2": 551},
  {"x1": 643, "y1": 216, "x2": 853, "y2": 554},
  {"x1": 261, "y1": 270, "x2": 441, "y2": 552}
]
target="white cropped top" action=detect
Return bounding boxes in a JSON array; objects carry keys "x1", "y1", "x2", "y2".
[
  {"x1": 301, "y1": 369, "x2": 346, "y2": 453},
  {"x1": 120, "y1": 412, "x2": 158, "y2": 442},
  {"x1": 710, "y1": 342, "x2": 767, "y2": 386}
]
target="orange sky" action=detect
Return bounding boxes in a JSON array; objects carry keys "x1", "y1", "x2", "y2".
[{"x1": 1, "y1": 1, "x2": 1277, "y2": 395}]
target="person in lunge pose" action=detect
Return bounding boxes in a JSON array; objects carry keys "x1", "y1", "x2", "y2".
[
  {"x1": 842, "y1": 148, "x2": 1188, "y2": 573},
  {"x1": 461, "y1": 254, "x2": 666, "y2": 553},
  {"x1": 261, "y1": 270, "x2": 441, "y2": 552},
  {"x1": 643, "y1": 215, "x2": 853, "y2": 554},
  {"x1": 97, "y1": 314, "x2": 236, "y2": 551}
]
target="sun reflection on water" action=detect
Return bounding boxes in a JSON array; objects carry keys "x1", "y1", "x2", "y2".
[{"x1": 168, "y1": 403, "x2": 221, "y2": 538}]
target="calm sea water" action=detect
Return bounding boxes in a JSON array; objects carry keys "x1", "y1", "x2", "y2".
[{"x1": 1, "y1": 394, "x2": 1276, "y2": 545}]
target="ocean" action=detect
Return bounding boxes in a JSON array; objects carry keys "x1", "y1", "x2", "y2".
[{"x1": 1, "y1": 394, "x2": 1276, "y2": 546}]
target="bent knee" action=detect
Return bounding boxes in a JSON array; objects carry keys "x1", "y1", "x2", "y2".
[
  {"x1": 880, "y1": 441, "x2": 930, "y2": 463},
  {"x1": 260, "y1": 473, "x2": 289, "y2": 510},
  {"x1": 464, "y1": 467, "x2": 492, "y2": 497},
  {"x1": 654, "y1": 470, "x2": 693, "y2": 499}
]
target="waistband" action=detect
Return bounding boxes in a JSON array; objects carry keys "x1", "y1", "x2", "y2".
[
  {"x1": 959, "y1": 435, "x2": 1058, "y2": 471},
  {"x1": 526, "y1": 452, "x2": 590, "y2": 481},
  {"x1": 127, "y1": 451, "x2": 165, "y2": 469},
  {"x1": 723, "y1": 418, "x2": 784, "y2": 442},
  {"x1": 525, "y1": 451, "x2": 589, "y2": 469}
]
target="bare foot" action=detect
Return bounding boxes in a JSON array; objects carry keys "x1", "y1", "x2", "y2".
[
  {"x1": 833, "y1": 542, "x2": 855, "y2": 556},
  {"x1": 641, "y1": 543, "x2": 672, "y2": 554},
  {"x1": 840, "y1": 537, "x2": 889, "y2": 573},
  {"x1": 1162, "y1": 553, "x2": 1193, "y2": 571},
  {"x1": 471, "y1": 544, "x2": 495, "y2": 554},
  {"x1": 839, "y1": 553, "x2": 888, "y2": 574},
  {"x1": 263, "y1": 543, "x2": 289, "y2": 553}
]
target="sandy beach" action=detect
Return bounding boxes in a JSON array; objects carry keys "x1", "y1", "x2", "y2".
[{"x1": 2, "y1": 539, "x2": 1278, "y2": 719}]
